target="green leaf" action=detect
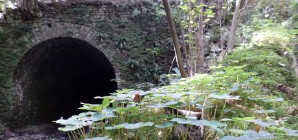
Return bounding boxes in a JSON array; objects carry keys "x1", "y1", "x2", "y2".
[
  {"x1": 233, "y1": 117, "x2": 255, "y2": 121},
  {"x1": 209, "y1": 94, "x2": 240, "y2": 100},
  {"x1": 79, "y1": 103, "x2": 103, "y2": 111},
  {"x1": 179, "y1": 5, "x2": 188, "y2": 11},
  {"x1": 142, "y1": 122, "x2": 154, "y2": 127},
  {"x1": 102, "y1": 97, "x2": 110, "y2": 108},
  {"x1": 115, "y1": 89, "x2": 132, "y2": 94},
  {"x1": 125, "y1": 122, "x2": 145, "y2": 129},
  {"x1": 127, "y1": 106, "x2": 139, "y2": 112},
  {"x1": 155, "y1": 121, "x2": 175, "y2": 128},
  {"x1": 246, "y1": 119, "x2": 278, "y2": 127},
  {"x1": 220, "y1": 136, "x2": 237, "y2": 140},
  {"x1": 170, "y1": 118, "x2": 192, "y2": 124},
  {"x1": 147, "y1": 104, "x2": 166, "y2": 108},
  {"x1": 90, "y1": 109, "x2": 115, "y2": 121},
  {"x1": 254, "y1": 109, "x2": 276, "y2": 114},
  {"x1": 115, "y1": 107, "x2": 127, "y2": 113},
  {"x1": 283, "y1": 128, "x2": 298, "y2": 136},
  {"x1": 54, "y1": 117, "x2": 82, "y2": 125},
  {"x1": 58, "y1": 125, "x2": 78, "y2": 132},
  {"x1": 106, "y1": 123, "x2": 128, "y2": 130},
  {"x1": 106, "y1": 122, "x2": 154, "y2": 130},
  {"x1": 228, "y1": 129, "x2": 246, "y2": 134},
  {"x1": 196, "y1": 104, "x2": 214, "y2": 109},
  {"x1": 230, "y1": 84, "x2": 240, "y2": 92}
]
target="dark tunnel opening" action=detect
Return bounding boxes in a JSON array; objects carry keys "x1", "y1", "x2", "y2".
[{"x1": 14, "y1": 37, "x2": 117, "y2": 123}]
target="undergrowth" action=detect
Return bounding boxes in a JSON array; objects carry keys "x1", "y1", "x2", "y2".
[
  {"x1": 54, "y1": 4, "x2": 298, "y2": 140},
  {"x1": 54, "y1": 50, "x2": 298, "y2": 139}
]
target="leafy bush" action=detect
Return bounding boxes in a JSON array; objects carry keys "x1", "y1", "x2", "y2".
[
  {"x1": 223, "y1": 48, "x2": 295, "y2": 89},
  {"x1": 53, "y1": 3, "x2": 298, "y2": 139},
  {"x1": 54, "y1": 63, "x2": 297, "y2": 139}
]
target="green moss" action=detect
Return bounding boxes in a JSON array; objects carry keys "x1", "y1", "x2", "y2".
[
  {"x1": 251, "y1": 27, "x2": 294, "y2": 49},
  {"x1": 224, "y1": 48, "x2": 293, "y2": 86},
  {"x1": 286, "y1": 116, "x2": 298, "y2": 130},
  {"x1": 0, "y1": 24, "x2": 31, "y2": 118}
]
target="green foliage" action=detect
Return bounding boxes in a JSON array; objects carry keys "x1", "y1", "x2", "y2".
[
  {"x1": 223, "y1": 48, "x2": 294, "y2": 88},
  {"x1": 55, "y1": 62, "x2": 298, "y2": 139},
  {"x1": 0, "y1": 29, "x2": 8, "y2": 44},
  {"x1": 125, "y1": 48, "x2": 163, "y2": 84},
  {"x1": 286, "y1": 116, "x2": 298, "y2": 130},
  {"x1": 54, "y1": 1, "x2": 298, "y2": 139},
  {"x1": 251, "y1": 27, "x2": 294, "y2": 48},
  {"x1": 257, "y1": 0, "x2": 297, "y2": 21}
]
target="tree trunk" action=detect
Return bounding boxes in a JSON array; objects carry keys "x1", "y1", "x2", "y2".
[
  {"x1": 175, "y1": 0, "x2": 190, "y2": 76},
  {"x1": 162, "y1": 0, "x2": 188, "y2": 78},
  {"x1": 21, "y1": 0, "x2": 42, "y2": 20},
  {"x1": 226, "y1": 0, "x2": 242, "y2": 54},
  {"x1": 196, "y1": 0, "x2": 205, "y2": 73}
]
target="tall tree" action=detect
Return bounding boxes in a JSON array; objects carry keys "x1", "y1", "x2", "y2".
[
  {"x1": 226, "y1": 0, "x2": 242, "y2": 54},
  {"x1": 162, "y1": 0, "x2": 188, "y2": 78},
  {"x1": 195, "y1": 0, "x2": 205, "y2": 74},
  {"x1": 174, "y1": 0, "x2": 191, "y2": 76}
]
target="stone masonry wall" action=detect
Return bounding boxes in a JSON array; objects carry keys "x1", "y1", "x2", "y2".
[{"x1": 0, "y1": 0, "x2": 174, "y2": 122}]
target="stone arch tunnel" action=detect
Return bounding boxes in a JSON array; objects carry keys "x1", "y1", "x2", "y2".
[
  {"x1": 13, "y1": 37, "x2": 118, "y2": 123},
  {"x1": 0, "y1": 1, "x2": 175, "y2": 125}
]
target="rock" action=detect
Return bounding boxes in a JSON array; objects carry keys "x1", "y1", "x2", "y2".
[{"x1": 287, "y1": 106, "x2": 298, "y2": 116}]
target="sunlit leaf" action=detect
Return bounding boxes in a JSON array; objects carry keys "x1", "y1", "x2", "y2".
[
  {"x1": 233, "y1": 117, "x2": 255, "y2": 121},
  {"x1": 147, "y1": 104, "x2": 166, "y2": 108},
  {"x1": 125, "y1": 122, "x2": 146, "y2": 129},
  {"x1": 58, "y1": 125, "x2": 78, "y2": 132},
  {"x1": 89, "y1": 109, "x2": 115, "y2": 121},
  {"x1": 196, "y1": 104, "x2": 214, "y2": 109},
  {"x1": 170, "y1": 119, "x2": 226, "y2": 134},
  {"x1": 254, "y1": 109, "x2": 275, "y2": 114},
  {"x1": 258, "y1": 131, "x2": 276, "y2": 139},
  {"x1": 221, "y1": 118, "x2": 233, "y2": 121},
  {"x1": 79, "y1": 104, "x2": 103, "y2": 111},
  {"x1": 246, "y1": 119, "x2": 278, "y2": 127},
  {"x1": 283, "y1": 128, "x2": 298, "y2": 136},
  {"x1": 54, "y1": 117, "x2": 82, "y2": 125},
  {"x1": 126, "y1": 106, "x2": 139, "y2": 112},
  {"x1": 222, "y1": 130, "x2": 276, "y2": 140},
  {"x1": 167, "y1": 93, "x2": 183, "y2": 99},
  {"x1": 107, "y1": 122, "x2": 154, "y2": 130},
  {"x1": 106, "y1": 123, "x2": 128, "y2": 130},
  {"x1": 220, "y1": 136, "x2": 237, "y2": 140},
  {"x1": 230, "y1": 84, "x2": 240, "y2": 92},
  {"x1": 115, "y1": 89, "x2": 132, "y2": 94},
  {"x1": 209, "y1": 93, "x2": 240, "y2": 100},
  {"x1": 229, "y1": 129, "x2": 246, "y2": 134},
  {"x1": 102, "y1": 97, "x2": 110, "y2": 108},
  {"x1": 115, "y1": 107, "x2": 127, "y2": 113}
]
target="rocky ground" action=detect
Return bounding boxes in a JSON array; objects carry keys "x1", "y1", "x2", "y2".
[{"x1": 0, "y1": 123, "x2": 68, "y2": 140}]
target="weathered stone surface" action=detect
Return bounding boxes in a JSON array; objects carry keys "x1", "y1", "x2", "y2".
[{"x1": 0, "y1": 0, "x2": 174, "y2": 124}]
